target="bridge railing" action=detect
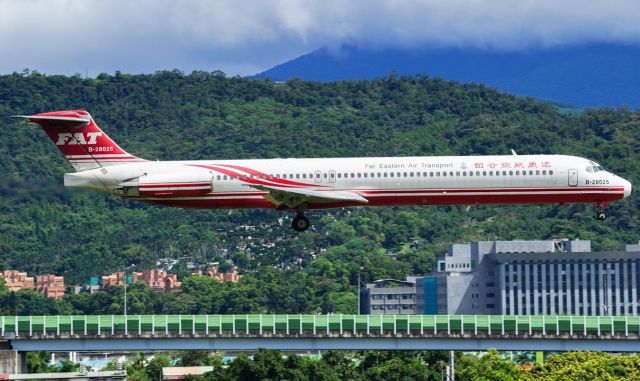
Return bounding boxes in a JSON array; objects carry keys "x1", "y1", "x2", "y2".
[{"x1": 1, "y1": 315, "x2": 638, "y2": 338}]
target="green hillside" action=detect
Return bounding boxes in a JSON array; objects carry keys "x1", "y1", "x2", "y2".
[{"x1": 0, "y1": 70, "x2": 638, "y2": 292}]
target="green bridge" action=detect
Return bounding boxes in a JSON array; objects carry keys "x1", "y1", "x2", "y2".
[
  {"x1": 1, "y1": 314, "x2": 639, "y2": 353},
  {"x1": 2, "y1": 314, "x2": 639, "y2": 337}
]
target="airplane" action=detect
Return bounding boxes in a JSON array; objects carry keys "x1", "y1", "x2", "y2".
[{"x1": 15, "y1": 110, "x2": 632, "y2": 232}]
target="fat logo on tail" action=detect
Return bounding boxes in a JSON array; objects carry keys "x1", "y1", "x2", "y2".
[{"x1": 14, "y1": 110, "x2": 145, "y2": 171}]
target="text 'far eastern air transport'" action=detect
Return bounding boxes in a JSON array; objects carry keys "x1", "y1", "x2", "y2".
[{"x1": 15, "y1": 110, "x2": 633, "y2": 232}]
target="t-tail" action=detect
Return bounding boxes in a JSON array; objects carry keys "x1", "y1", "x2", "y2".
[{"x1": 14, "y1": 110, "x2": 145, "y2": 171}]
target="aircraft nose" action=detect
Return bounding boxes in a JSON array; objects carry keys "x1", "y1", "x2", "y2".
[{"x1": 624, "y1": 179, "x2": 633, "y2": 198}]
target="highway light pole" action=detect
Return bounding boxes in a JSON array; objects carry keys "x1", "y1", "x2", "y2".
[
  {"x1": 357, "y1": 271, "x2": 361, "y2": 314},
  {"x1": 123, "y1": 273, "x2": 128, "y2": 317}
]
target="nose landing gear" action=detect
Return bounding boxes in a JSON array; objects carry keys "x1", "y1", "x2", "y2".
[
  {"x1": 292, "y1": 213, "x2": 310, "y2": 232},
  {"x1": 596, "y1": 201, "x2": 608, "y2": 221}
]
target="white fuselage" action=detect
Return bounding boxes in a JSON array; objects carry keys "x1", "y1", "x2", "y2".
[{"x1": 64, "y1": 154, "x2": 632, "y2": 210}]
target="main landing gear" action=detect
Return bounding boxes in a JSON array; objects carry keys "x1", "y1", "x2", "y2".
[
  {"x1": 596, "y1": 201, "x2": 608, "y2": 221},
  {"x1": 292, "y1": 213, "x2": 310, "y2": 232}
]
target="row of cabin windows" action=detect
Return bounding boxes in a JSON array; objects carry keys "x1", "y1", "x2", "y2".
[{"x1": 213, "y1": 169, "x2": 554, "y2": 181}]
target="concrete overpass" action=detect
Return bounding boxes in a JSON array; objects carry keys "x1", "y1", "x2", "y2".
[
  {"x1": 0, "y1": 314, "x2": 638, "y2": 353},
  {"x1": 1, "y1": 314, "x2": 639, "y2": 373}
]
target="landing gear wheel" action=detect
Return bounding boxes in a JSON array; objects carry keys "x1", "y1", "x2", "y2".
[
  {"x1": 596, "y1": 201, "x2": 608, "y2": 221},
  {"x1": 292, "y1": 214, "x2": 310, "y2": 232}
]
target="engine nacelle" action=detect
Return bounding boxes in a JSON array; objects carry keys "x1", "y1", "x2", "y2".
[{"x1": 120, "y1": 171, "x2": 212, "y2": 197}]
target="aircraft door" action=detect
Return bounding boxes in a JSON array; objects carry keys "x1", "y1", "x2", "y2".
[
  {"x1": 329, "y1": 170, "x2": 336, "y2": 183},
  {"x1": 568, "y1": 169, "x2": 578, "y2": 186},
  {"x1": 314, "y1": 170, "x2": 322, "y2": 183}
]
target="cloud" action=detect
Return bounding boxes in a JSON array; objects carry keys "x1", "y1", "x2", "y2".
[{"x1": 0, "y1": 0, "x2": 639, "y2": 76}]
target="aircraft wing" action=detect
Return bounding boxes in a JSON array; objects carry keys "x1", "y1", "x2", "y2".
[{"x1": 247, "y1": 184, "x2": 369, "y2": 208}]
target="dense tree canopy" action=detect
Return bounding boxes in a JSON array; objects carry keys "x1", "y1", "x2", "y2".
[{"x1": 0, "y1": 71, "x2": 638, "y2": 315}]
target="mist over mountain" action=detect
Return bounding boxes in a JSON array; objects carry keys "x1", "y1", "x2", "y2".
[{"x1": 255, "y1": 44, "x2": 640, "y2": 109}]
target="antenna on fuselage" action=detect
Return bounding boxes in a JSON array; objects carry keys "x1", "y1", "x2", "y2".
[{"x1": 511, "y1": 149, "x2": 518, "y2": 156}]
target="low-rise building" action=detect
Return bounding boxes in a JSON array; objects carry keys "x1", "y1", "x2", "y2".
[
  {"x1": 35, "y1": 274, "x2": 65, "y2": 299},
  {"x1": 101, "y1": 272, "x2": 128, "y2": 289},
  {"x1": 1, "y1": 270, "x2": 34, "y2": 292},
  {"x1": 133, "y1": 269, "x2": 182, "y2": 291},
  {"x1": 191, "y1": 268, "x2": 241, "y2": 283},
  {"x1": 361, "y1": 277, "x2": 417, "y2": 314}
]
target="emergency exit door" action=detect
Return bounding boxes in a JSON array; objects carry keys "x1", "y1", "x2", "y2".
[{"x1": 568, "y1": 169, "x2": 578, "y2": 186}]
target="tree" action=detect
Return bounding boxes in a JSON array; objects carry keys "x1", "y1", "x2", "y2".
[
  {"x1": 145, "y1": 353, "x2": 172, "y2": 381},
  {"x1": 457, "y1": 349, "x2": 523, "y2": 381}
]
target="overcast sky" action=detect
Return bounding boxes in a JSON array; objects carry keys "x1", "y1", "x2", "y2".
[{"x1": 1, "y1": 0, "x2": 640, "y2": 77}]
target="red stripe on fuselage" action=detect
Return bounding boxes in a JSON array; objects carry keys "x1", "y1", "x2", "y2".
[{"x1": 143, "y1": 189, "x2": 625, "y2": 210}]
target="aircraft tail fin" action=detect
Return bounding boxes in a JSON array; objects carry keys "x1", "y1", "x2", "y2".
[{"x1": 14, "y1": 110, "x2": 146, "y2": 171}]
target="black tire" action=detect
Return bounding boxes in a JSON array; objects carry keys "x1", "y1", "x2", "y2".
[
  {"x1": 597, "y1": 212, "x2": 607, "y2": 221},
  {"x1": 292, "y1": 215, "x2": 310, "y2": 232}
]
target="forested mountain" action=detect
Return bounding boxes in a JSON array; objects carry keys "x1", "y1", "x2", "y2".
[
  {"x1": 0, "y1": 71, "x2": 638, "y2": 310},
  {"x1": 255, "y1": 44, "x2": 640, "y2": 108}
]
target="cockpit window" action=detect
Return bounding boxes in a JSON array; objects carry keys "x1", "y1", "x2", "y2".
[{"x1": 586, "y1": 161, "x2": 605, "y2": 173}]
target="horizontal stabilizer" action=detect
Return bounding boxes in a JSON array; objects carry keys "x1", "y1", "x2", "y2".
[{"x1": 13, "y1": 112, "x2": 91, "y2": 127}]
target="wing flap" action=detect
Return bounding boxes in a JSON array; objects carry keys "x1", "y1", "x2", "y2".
[{"x1": 248, "y1": 184, "x2": 368, "y2": 208}]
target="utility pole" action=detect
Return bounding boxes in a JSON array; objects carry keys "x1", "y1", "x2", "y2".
[
  {"x1": 357, "y1": 271, "x2": 361, "y2": 314},
  {"x1": 603, "y1": 263, "x2": 611, "y2": 316},
  {"x1": 123, "y1": 272, "x2": 128, "y2": 317},
  {"x1": 449, "y1": 351, "x2": 455, "y2": 381}
]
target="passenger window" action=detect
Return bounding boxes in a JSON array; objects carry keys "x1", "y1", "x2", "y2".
[
  {"x1": 476, "y1": 171, "x2": 480, "y2": 176},
  {"x1": 397, "y1": 172, "x2": 401, "y2": 177},
  {"x1": 403, "y1": 172, "x2": 407, "y2": 177},
  {"x1": 323, "y1": 173, "x2": 328, "y2": 179},
  {"x1": 296, "y1": 174, "x2": 300, "y2": 179},
  {"x1": 550, "y1": 170, "x2": 554, "y2": 175},
  {"x1": 351, "y1": 173, "x2": 355, "y2": 178},
  {"x1": 436, "y1": 172, "x2": 440, "y2": 177},
  {"x1": 456, "y1": 171, "x2": 460, "y2": 176},
  {"x1": 303, "y1": 174, "x2": 307, "y2": 179},
  {"x1": 363, "y1": 173, "x2": 368, "y2": 178},
  {"x1": 410, "y1": 172, "x2": 414, "y2": 177},
  {"x1": 515, "y1": 171, "x2": 519, "y2": 175},
  {"x1": 536, "y1": 170, "x2": 540, "y2": 175},
  {"x1": 509, "y1": 171, "x2": 513, "y2": 176},
  {"x1": 357, "y1": 173, "x2": 361, "y2": 178},
  {"x1": 217, "y1": 175, "x2": 221, "y2": 180},
  {"x1": 337, "y1": 173, "x2": 341, "y2": 178},
  {"x1": 316, "y1": 173, "x2": 321, "y2": 179},
  {"x1": 449, "y1": 171, "x2": 454, "y2": 176},
  {"x1": 542, "y1": 170, "x2": 546, "y2": 175},
  {"x1": 529, "y1": 170, "x2": 533, "y2": 175},
  {"x1": 502, "y1": 171, "x2": 507, "y2": 176},
  {"x1": 483, "y1": 171, "x2": 487, "y2": 176},
  {"x1": 390, "y1": 172, "x2": 394, "y2": 177},
  {"x1": 384, "y1": 172, "x2": 388, "y2": 177}
]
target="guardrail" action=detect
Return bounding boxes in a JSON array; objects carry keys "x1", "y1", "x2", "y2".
[{"x1": 1, "y1": 314, "x2": 639, "y2": 338}]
